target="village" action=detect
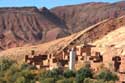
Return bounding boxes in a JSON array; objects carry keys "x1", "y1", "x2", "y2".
[{"x1": 25, "y1": 42, "x2": 125, "y2": 83}]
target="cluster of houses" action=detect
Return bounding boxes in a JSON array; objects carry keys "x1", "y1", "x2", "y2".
[{"x1": 25, "y1": 43, "x2": 125, "y2": 82}]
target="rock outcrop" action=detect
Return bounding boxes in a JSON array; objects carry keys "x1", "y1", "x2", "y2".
[
  {"x1": 51, "y1": 1, "x2": 125, "y2": 33},
  {"x1": 0, "y1": 1, "x2": 125, "y2": 51},
  {"x1": 0, "y1": 7, "x2": 68, "y2": 50}
]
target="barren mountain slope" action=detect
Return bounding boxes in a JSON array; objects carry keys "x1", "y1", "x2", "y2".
[
  {"x1": 92, "y1": 26, "x2": 125, "y2": 68},
  {"x1": 93, "y1": 26, "x2": 125, "y2": 55},
  {"x1": 0, "y1": 7, "x2": 68, "y2": 50},
  {"x1": 51, "y1": 1, "x2": 125, "y2": 33},
  {"x1": 94, "y1": 26, "x2": 125, "y2": 48},
  {"x1": 0, "y1": 16, "x2": 125, "y2": 62},
  {"x1": 0, "y1": 1, "x2": 125, "y2": 51}
]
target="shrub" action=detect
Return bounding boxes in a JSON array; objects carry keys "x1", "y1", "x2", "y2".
[
  {"x1": 15, "y1": 76, "x2": 25, "y2": 83},
  {"x1": 40, "y1": 68, "x2": 62, "y2": 78},
  {"x1": 20, "y1": 63, "x2": 37, "y2": 70},
  {"x1": 20, "y1": 69, "x2": 36, "y2": 83},
  {"x1": 64, "y1": 70, "x2": 75, "y2": 78},
  {"x1": 0, "y1": 58, "x2": 15, "y2": 71},
  {"x1": 0, "y1": 78, "x2": 6, "y2": 83},
  {"x1": 3, "y1": 64, "x2": 19, "y2": 83},
  {"x1": 96, "y1": 69, "x2": 118, "y2": 81},
  {"x1": 39, "y1": 68, "x2": 63, "y2": 82},
  {"x1": 41, "y1": 78, "x2": 55, "y2": 83},
  {"x1": 106, "y1": 81, "x2": 115, "y2": 83},
  {"x1": 84, "y1": 78, "x2": 95, "y2": 83},
  {"x1": 84, "y1": 78, "x2": 115, "y2": 83},
  {"x1": 56, "y1": 78, "x2": 75, "y2": 83},
  {"x1": 75, "y1": 67, "x2": 93, "y2": 83}
]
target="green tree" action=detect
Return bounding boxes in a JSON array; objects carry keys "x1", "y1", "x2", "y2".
[
  {"x1": 75, "y1": 67, "x2": 93, "y2": 83},
  {"x1": 20, "y1": 63, "x2": 37, "y2": 70},
  {"x1": 2, "y1": 63, "x2": 19, "y2": 83},
  {"x1": 96, "y1": 69, "x2": 118, "y2": 81},
  {"x1": 0, "y1": 58, "x2": 15, "y2": 71},
  {"x1": 20, "y1": 69, "x2": 36, "y2": 83},
  {"x1": 15, "y1": 76, "x2": 26, "y2": 83},
  {"x1": 40, "y1": 68, "x2": 62, "y2": 79},
  {"x1": 63, "y1": 69, "x2": 75, "y2": 78}
]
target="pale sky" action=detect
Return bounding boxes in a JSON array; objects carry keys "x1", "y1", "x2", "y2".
[{"x1": 0, "y1": 0, "x2": 121, "y2": 8}]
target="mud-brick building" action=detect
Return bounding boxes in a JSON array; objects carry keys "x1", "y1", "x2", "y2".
[
  {"x1": 88, "y1": 51, "x2": 103, "y2": 72},
  {"x1": 25, "y1": 43, "x2": 99, "y2": 70},
  {"x1": 74, "y1": 44, "x2": 97, "y2": 70},
  {"x1": 25, "y1": 51, "x2": 59, "y2": 70},
  {"x1": 75, "y1": 43, "x2": 103, "y2": 71},
  {"x1": 105, "y1": 54, "x2": 125, "y2": 83},
  {"x1": 118, "y1": 56, "x2": 125, "y2": 82}
]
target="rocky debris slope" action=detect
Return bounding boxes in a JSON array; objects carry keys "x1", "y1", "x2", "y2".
[{"x1": 51, "y1": 1, "x2": 125, "y2": 33}]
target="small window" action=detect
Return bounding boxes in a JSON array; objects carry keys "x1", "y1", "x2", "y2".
[
  {"x1": 80, "y1": 56, "x2": 84, "y2": 60},
  {"x1": 53, "y1": 58, "x2": 57, "y2": 63}
]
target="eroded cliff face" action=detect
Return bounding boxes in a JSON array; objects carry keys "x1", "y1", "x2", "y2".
[
  {"x1": 51, "y1": 1, "x2": 125, "y2": 33},
  {"x1": 0, "y1": 1, "x2": 125, "y2": 51},
  {"x1": 0, "y1": 7, "x2": 69, "y2": 50},
  {"x1": 0, "y1": 16, "x2": 125, "y2": 61}
]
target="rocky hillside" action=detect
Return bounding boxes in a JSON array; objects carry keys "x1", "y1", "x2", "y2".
[
  {"x1": 0, "y1": 1, "x2": 125, "y2": 51},
  {"x1": 0, "y1": 7, "x2": 68, "y2": 50},
  {"x1": 51, "y1": 1, "x2": 125, "y2": 33},
  {"x1": 0, "y1": 16, "x2": 125, "y2": 62}
]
